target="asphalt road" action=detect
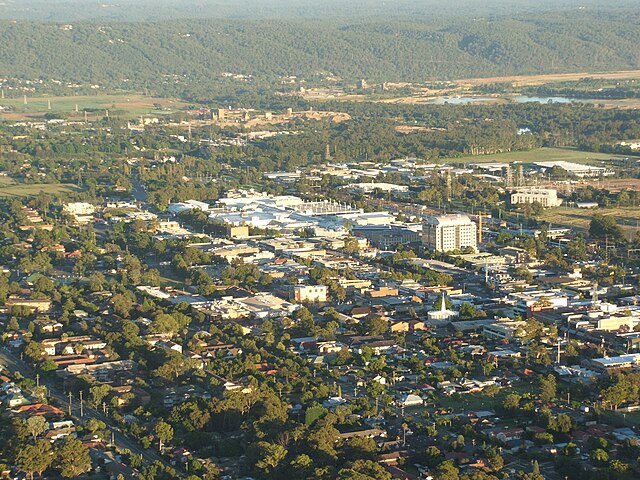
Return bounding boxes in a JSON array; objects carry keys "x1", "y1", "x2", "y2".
[{"x1": 0, "y1": 346, "x2": 164, "y2": 466}]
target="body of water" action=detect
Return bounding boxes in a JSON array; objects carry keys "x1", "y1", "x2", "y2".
[{"x1": 425, "y1": 95, "x2": 596, "y2": 105}]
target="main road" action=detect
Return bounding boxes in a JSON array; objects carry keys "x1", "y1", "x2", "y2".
[{"x1": 0, "y1": 346, "x2": 165, "y2": 466}]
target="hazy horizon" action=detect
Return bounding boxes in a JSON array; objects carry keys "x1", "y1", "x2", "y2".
[{"x1": 0, "y1": 0, "x2": 637, "y2": 22}]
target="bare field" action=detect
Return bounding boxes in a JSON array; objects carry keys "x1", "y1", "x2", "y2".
[
  {"x1": 441, "y1": 147, "x2": 632, "y2": 165},
  {"x1": 457, "y1": 69, "x2": 640, "y2": 87},
  {"x1": 0, "y1": 94, "x2": 189, "y2": 120},
  {"x1": 544, "y1": 206, "x2": 640, "y2": 237},
  {"x1": 587, "y1": 178, "x2": 640, "y2": 192}
]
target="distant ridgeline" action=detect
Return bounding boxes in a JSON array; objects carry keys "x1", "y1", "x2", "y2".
[{"x1": 0, "y1": 9, "x2": 639, "y2": 97}]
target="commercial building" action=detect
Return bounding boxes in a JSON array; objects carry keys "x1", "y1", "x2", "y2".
[
  {"x1": 352, "y1": 225, "x2": 421, "y2": 249},
  {"x1": 510, "y1": 188, "x2": 562, "y2": 207},
  {"x1": 482, "y1": 321, "x2": 528, "y2": 340},
  {"x1": 589, "y1": 353, "x2": 640, "y2": 373},
  {"x1": 422, "y1": 214, "x2": 477, "y2": 252},
  {"x1": 293, "y1": 285, "x2": 328, "y2": 303},
  {"x1": 63, "y1": 202, "x2": 95, "y2": 216},
  {"x1": 345, "y1": 182, "x2": 409, "y2": 193}
]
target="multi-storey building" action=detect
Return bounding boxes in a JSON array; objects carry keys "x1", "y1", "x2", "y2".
[{"x1": 422, "y1": 214, "x2": 477, "y2": 252}]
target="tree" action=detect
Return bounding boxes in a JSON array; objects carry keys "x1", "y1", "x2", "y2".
[
  {"x1": 590, "y1": 448, "x2": 609, "y2": 465},
  {"x1": 252, "y1": 441, "x2": 287, "y2": 476},
  {"x1": 56, "y1": 436, "x2": 92, "y2": 478},
  {"x1": 89, "y1": 384, "x2": 112, "y2": 407},
  {"x1": 112, "y1": 293, "x2": 134, "y2": 318},
  {"x1": 532, "y1": 460, "x2": 541, "y2": 475},
  {"x1": 17, "y1": 440, "x2": 53, "y2": 480},
  {"x1": 589, "y1": 214, "x2": 623, "y2": 239},
  {"x1": 305, "y1": 404, "x2": 328, "y2": 426},
  {"x1": 169, "y1": 402, "x2": 211, "y2": 432},
  {"x1": 436, "y1": 460, "x2": 460, "y2": 480},
  {"x1": 539, "y1": 374, "x2": 557, "y2": 402},
  {"x1": 503, "y1": 393, "x2": 521, "y2": 411},
  {"x1": 364, "y1": 315, "x2": 388, "y2": 336},
  {"x1": 336, "y1": 460, "x2": 392, "y2": 480},
  {"x1": 458, "y1": 302, "x2": 477, "y2": 319},
  {"x1": 424, "y1": 446, "x2": 442, "y2": 468},
  {"x1": 155, "y1": 420, "x2": 174, "y2": 450},
  {"x1": 555, "y1": 413, "x2": 573, "y2": 433},
  {"x1": 343, "y1": 236, "x2": 360, "y2": 254},
  {"x1": 24, "y1": 341, "x2": 45, "y2": 362},
  {"x1": 601, "y1": 376, "x2": 637, "y2": 410},
  {"x1": 86, "y1": 418, "x2": 106, "y2": 434},
  {"x1": 290, "y1": 454, "x2": 314, "y2": 479},
  {"x1": 513, "y1": 266, "x2": 533, "y2": 283},
  {"x1": 487, "y1": 453, "x2": 504, "y2": 472},
  {"x1": 25, "y1": 416, "x2": 48, "y2": 441}
]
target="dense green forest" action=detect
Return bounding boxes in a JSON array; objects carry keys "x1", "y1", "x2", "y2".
[{"x1": 1, "y1": 9, "x2": 640, "y2": 98}]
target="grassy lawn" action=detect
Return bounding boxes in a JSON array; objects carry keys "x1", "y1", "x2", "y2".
[
  {"x1": 441, "y1": 147, "x2": 633, "y2": 165},
  {"x1": 0, "y1": 182, "x2": 82, "y2": 197},
  {"x1": 0, "y1": 94, "x2": 190, "y2": 120},
  {"x1": 437, "y1": 392, "x2": 500, "y2": 411},
  {"x1": 433, "y1": 382, "x2": 538, "y2": 413},
  {"x1": 600, "y1": 410, "x2": 640, "y2": 428},
  {"x1": 159, "y1": 275, "x2": 187, "y2": 289},
  {"x1": 543, "y1": 206, "x2": 640, "y2": 235}
]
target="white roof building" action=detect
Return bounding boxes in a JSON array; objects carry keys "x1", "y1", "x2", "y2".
[
  {"x1": 534, "y1": 161, "x2": 613, "y2": 178},
  {"x1": 346, "y1": 182, "x2": 409, "y2": 193}
]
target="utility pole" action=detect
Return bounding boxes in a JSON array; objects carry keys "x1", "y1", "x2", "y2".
[
  {"x1": 35, "y1": 373, "x2": 40, "y2": 388},
  {"x1": 79, "y1": 390, "x2": 84, "y2": 418},
  {"x1": 68, "y1": 391, "x2": 72, "y2": 416}
]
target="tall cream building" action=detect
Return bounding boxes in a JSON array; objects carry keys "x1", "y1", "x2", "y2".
[{"x1": 422, "y1": 214, "x2": 477, "y2": 252}]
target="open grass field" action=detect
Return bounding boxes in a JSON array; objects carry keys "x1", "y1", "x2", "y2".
[
  {"x1": 0, "y1": 94, "x2": 190, "y2": 121},
  {"x1": 544, "y1": 206, "x2": 640, "y2": 236},
  {"x1": 0, "y1": 180, "x2": 82, "y2": 197},
  {"x1": 441, "y1": 147, "x2": 633, "y2": 165}
]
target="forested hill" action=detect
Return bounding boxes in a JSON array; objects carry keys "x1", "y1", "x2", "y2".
[{"x1": 1, "y1": 10, "x2": 640, "y2": 95}]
